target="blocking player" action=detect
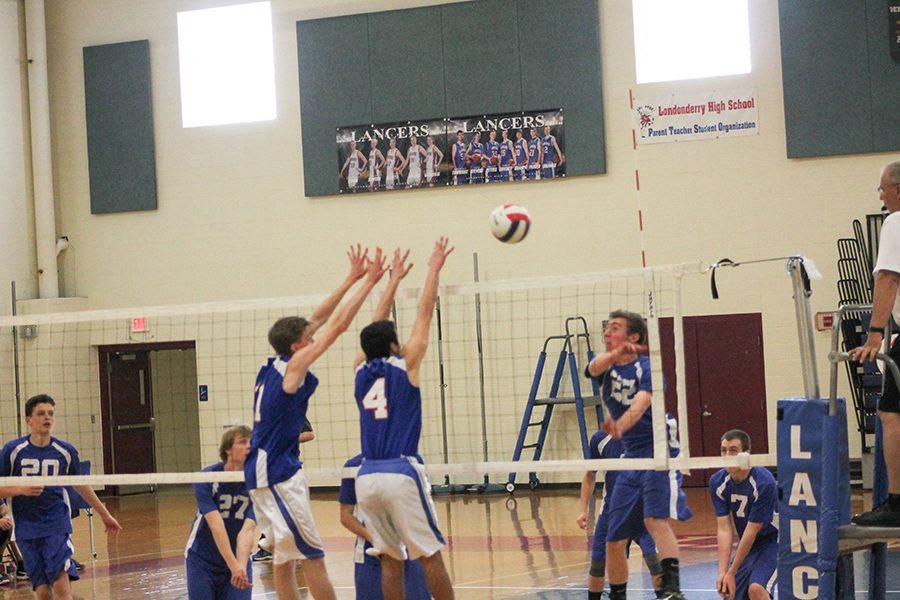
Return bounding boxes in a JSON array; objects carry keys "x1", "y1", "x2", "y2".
[
  {"x1": 585, "y1": 311, "x2": 691, "y2": 600},
  {"x1": 340, "y1": 141, "x2": 367, "y2": 192},
  {"x1": 339, "y1": 454, "x2": 429, "y2": 600},
  {"x1": 710, "y1": 430, "x2": 778, "y2": 600},
  {"x1": 245, "y1": 245, "x2": 387, "y2": 600},
  {"x1": 0, "y1": 394, "x2": 122, "y2": 599},
  {"x1": 185, "y1": 426, "x2": 257, "y2": 600},
  {"x1": 353, "y1": 237, "x2": 456, "y2": 600},
  {"x1": 577, "y1": 429, "x2": 664, "y2": 599}
]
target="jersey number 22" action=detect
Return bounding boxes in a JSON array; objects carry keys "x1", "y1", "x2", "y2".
[{"x1": 363, "y1": 378, "x2": 388, "y2": 420}]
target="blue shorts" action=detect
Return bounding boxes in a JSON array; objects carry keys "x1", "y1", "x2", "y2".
[
  {"x1": 733, "y1": 535, "x2": 778, "y2": 599},
  {"x1": 354, "y1": 554, "x2": 429, "y2": 600},
  {"x1": 186, "y1": 554, "x2": 252, "y2": 600},
  {"x1": 592, "y1": 503, "x2": 657, "y2": 562},
  {"x1": 604, "y1": 469, "x2": 692, "y2": 542},
  {"x1": 526, "y1": 164, "x2": 541, "y2": 180},
  {"x1": 18, "y1": 534, "x2": 79, "y2": 590}
]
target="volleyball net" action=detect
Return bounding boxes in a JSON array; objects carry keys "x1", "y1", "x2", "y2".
[{"x1": 0, "y1": 259, "x2": 776, "y2": 488}]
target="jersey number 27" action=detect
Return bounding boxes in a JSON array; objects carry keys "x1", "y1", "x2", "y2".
[{"x1": 362, "y1": 378, "x2": 388, "y2": 420}]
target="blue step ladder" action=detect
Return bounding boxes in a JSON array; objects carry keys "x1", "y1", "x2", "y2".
[{"x1": 506, "y1": 317, "x2": 603, "y2": 493}]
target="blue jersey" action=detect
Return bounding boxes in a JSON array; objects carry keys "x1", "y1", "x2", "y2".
[
  {"x1": 245, "y1": 357, "x2": 319, "y2": 489},
  {"x1": 541, "y1": 135, "x2": 557, "y2": 163},
  {"x1": 589, "y1": 356, "x2": 677, "y2": 458},
  {"x1": 499, "y1": 140, "x2": 513, "y2": 165},
  {"x1": 709, "y1": 467, "x2": 778, "y2": 543},
  {"x1": 484, "y1": 139, "x2": 500, "y2": 158},
  {"x1": 527, "y1": 137, "x2": 541, "y2": 164},
  {"x1": 515, "y1": 139, "x2": 527, "y2": 163},
  {"x1": 355, "y1": 357, "x2": 421, "y2": 460},
  {"x1": 186, "y1": 463, "x2": 255, "y2": 571},
  {"x1": 453, "y1": 141, "x2": 467, "y2": 168},
  {"x1": 469, "y1": 141, "x2": 485, "y2": 158},
  {"x1": 0, "y1": 436, "x2": 80, "y2": 540}
]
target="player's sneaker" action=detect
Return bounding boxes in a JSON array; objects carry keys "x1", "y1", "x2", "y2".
[
  {"x1": 15, "y1": 567, "x2": 28, "y2": 581},
  {"x1": 851, "y1": 498, "x2": 900, "y2": 527},
  {"x1": 251, "y1": 548, "x2": 273, "y2": 562},
  {"x1": 73, "y1": 558, "x2": 86, "y2": 571},
  {"x1": 659, "y1": 592, "x2": 687, "y2": 600}
]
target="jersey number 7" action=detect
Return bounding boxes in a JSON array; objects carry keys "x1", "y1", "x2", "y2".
[{"x1": 362, "y1": 378, "x2": 389, "y2": 420}]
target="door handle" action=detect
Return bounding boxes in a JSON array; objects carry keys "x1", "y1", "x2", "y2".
[
  {"x1": 701, "y1": 410, "x2": 713, "y2": 417},
  {"x1": 116, "y1": 422, "x2": 153, "y2": 431}
]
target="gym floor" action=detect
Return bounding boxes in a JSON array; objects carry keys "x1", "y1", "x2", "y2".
[{"x1": 1, "y1": 487, "x2": 897, "y2": 599}]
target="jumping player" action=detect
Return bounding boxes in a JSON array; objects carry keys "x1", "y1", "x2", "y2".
[
  {"x1": 353, "y1": 238, "x2": 456, "y2": 600},
  {"x1": 710, "y1": 430, "x2": 778, "y2": 600},
  {"x1": 577, "y1": 429, "x2": 663, "y2": 599},
  {"x1": 0, "y1": 394, "x2": 122, "y2": 599},
  {"x1": 186, "y1": 426, "x2": 257, "y2": 600},
  {"x1": 585, "y1": 311, "x2": 691, "y2": 600},
  {"x1": 245, "y1": 245, "x2": 387, "y2": 600}
]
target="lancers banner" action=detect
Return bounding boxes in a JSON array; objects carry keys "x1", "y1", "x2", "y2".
[
  {"x1": 632, "y1": 88, "x2": 759, "y2": 144},
  {"x1": 336, "y1": 118, "x2": 448, "y2": 193}
]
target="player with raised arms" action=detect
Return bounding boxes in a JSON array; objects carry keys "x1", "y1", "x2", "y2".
[
  {"x1": 244, "y1": 245, "x2": 388, "y2": 600},
  {"x1": 353, "y1": 238, "x2": 456, "y2": 600}
]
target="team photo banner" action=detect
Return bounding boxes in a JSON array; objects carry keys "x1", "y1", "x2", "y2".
[
  {"x1": 335, "y1": 109, "x2": 564, "y2": 194},
  {"x1": 632, "y1": 88, "x2": 759, "y2": 144}
]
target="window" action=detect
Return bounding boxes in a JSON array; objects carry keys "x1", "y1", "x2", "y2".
[
  {"x1": 177, "y1": 1, "x2": 276, "y2": 128},
  {"x1": 632, "y1": 0, "x2": 751, "y2": 84}
]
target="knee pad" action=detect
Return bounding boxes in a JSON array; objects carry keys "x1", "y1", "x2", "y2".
[{"x1": 589, "y1": 558, "x2": 605, "y2": 578}]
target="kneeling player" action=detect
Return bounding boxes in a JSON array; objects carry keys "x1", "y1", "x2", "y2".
[
  {"x1": 339, "y1": 454, "x2": 429, "y2": 599},
  {"x1": 710, "y1": 430, "x2": 777, "y2": 600},
  {"x1": 578, "y1": 429, "x2": 663, "y2": 599},
  {"x1": 186, "y1": 426, "x2": 257, "y2": 600}
]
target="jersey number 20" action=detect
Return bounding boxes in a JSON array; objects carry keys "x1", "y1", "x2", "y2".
[{"x1": 362, "y1": 378, "x2": 388, "y2": 419}]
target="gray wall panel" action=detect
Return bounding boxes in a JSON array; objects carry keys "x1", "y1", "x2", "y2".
[
  {"x1": 297, "y1": 15, "x2": 372, "y2": 196},
  {"x1": 369, "y1": 6, "x2": 446, "y2": 122},
  {"x1": 779, "y1": 1, "x2": 872, "y2": 158},
  {"x1": 866, "y1": 0, "x2": 900, "y2": 152},
  {"x1": 83, "y1": 40, "x2": 157, "y2": 214},
  {"x1": 517, "y1": 0, "x2": 604, "y2": 175},
  {"x1": 441, "y1": 0, "x2": 523, "y2": 116}
]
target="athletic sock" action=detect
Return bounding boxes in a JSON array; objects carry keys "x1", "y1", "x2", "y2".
[
  {"x1": 588, "y1": 592, "x2": 604, "y2": 600},
  {"x1": 661, "y1": 557, "x2": 681, "y2": 591},
  {"x1": 609, "y1": 583, "x2": 627, "y2": 600},
  {"x1": 887, "y1": 493, "x2": 900, "y2": 509}
]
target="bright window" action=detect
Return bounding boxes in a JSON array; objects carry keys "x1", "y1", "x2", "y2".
[
  {"x1": 632, "y1": 0, "x2": 751, "y2": 84},
  {"x1": 177, "y1": 1, "x2": 276, "y2": 128}
]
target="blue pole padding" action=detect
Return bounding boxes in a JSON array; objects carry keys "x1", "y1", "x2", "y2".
[
  {"x1": 777, "y1": 397, "x2": 851, "y2": 600},
  {"x1": 868, "y1": 418, "x2": 887, "y2": 600}
]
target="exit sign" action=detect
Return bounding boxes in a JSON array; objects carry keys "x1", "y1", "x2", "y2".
[
  {"x1": 130, "y1": 317, "x2": 149, "y2": 333},
  {"x1": 815, "y1": 311, "x2": 835, "y2": 332}
]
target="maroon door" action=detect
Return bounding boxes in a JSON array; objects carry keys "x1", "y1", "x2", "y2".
[
  {"x1": 99, "y1": 349, "x2": 155, "y2": 493},
  {"x1": 660, "y1": 314, "x2": 768, "y2": 486}
]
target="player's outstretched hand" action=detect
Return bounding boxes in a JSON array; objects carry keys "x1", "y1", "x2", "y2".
[
  {"x1": 347, "y1": 244, "x2": 369, "y2": 282},
  {"x1": 103, "y1": 514, "x2": 123, "y2": 535},
  {"x1": 390, "y1": 248, "x2": 414, "y2": 282},
  {"x1": 576, "y1": 512, "x2": 588, "y2": 530},
  {"x1": 428, "y1": 236, "x2": 454, "y2": 272},
  {"x1": 366, "y1": 247, "x2": 388, "y2": 283}
]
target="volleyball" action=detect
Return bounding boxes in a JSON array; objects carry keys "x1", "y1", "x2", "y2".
[{"x1": 490, "y1": 203, "x2": 531, "y2": 243}]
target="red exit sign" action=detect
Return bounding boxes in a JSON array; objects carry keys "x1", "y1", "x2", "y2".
[
  {"x1": 815, "y1": 311, "x2": 835, "y2": 331},
  {"x1": 131, "y1": 317, "x2": 149, "y2": 333}
]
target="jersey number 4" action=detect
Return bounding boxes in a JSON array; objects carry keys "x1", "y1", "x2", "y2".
[{"x1": 362, "y1": 378, "x2": 389, "y2": 420}]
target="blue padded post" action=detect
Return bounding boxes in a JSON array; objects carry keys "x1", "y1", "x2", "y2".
[
  {"x1": 868, "y1": 418, "x2": 887, "y2": 599},
  {"x1": 777, "y1": 398, "x2": 851, "y2": 600}
]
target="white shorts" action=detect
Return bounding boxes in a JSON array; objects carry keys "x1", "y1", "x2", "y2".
[
  {"x1": 355, "y1": 457, "x2": 445, "y2": 561},
  {"x1": 249, "y1": 470, "x2": 324, "y2": 564},
  {"x1": 407, "y1": 166, "x2": 422, "y2": 186},
  {"x1": 348, "y1": 173, "x2": 358, "y2": 188}
]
